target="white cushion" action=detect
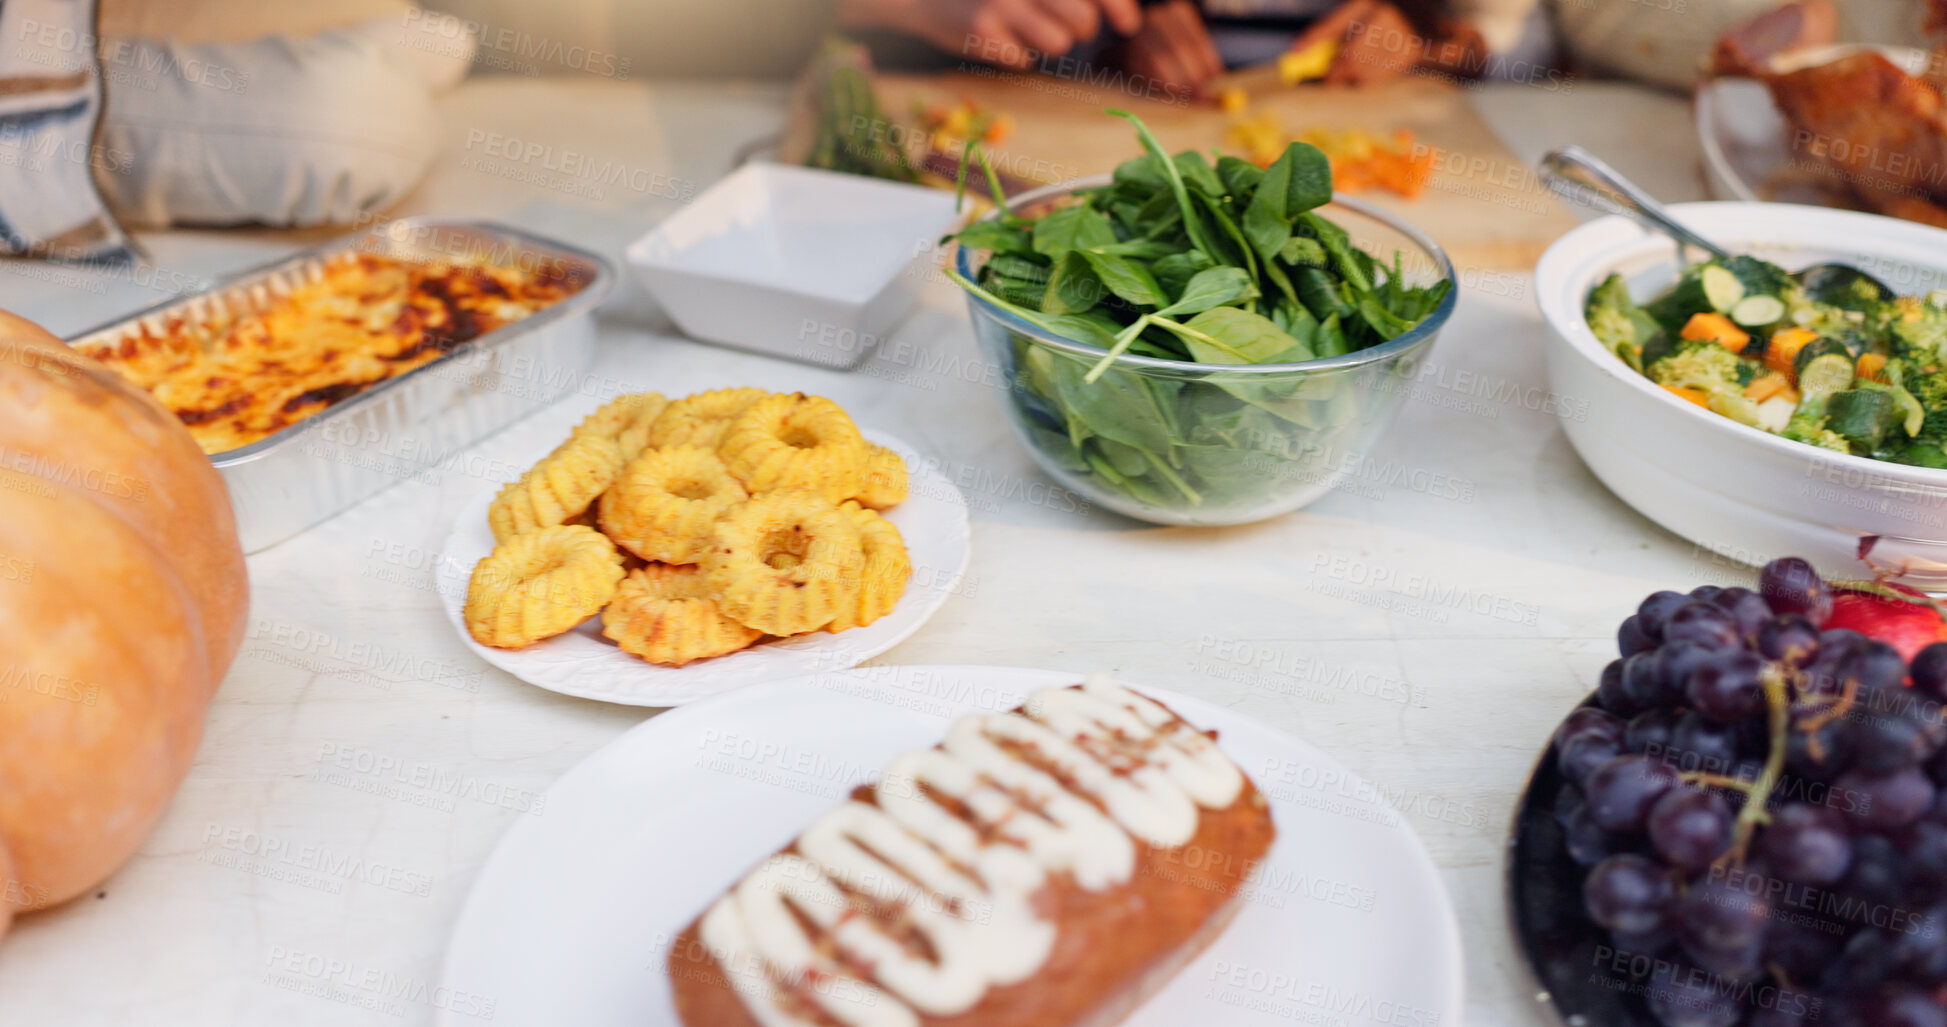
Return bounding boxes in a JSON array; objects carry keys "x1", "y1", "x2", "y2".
[{"x1": 94, "y1": 28, "x2": 440, "y2": 227}]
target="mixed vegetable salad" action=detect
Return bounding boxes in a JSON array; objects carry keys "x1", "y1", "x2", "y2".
[
  {"x1": 945, "y1": 110, "x2": 1451, "y2": 513},
  {"x1": 1587, "y1": 256, "x2": 1947, "y2": 467}
]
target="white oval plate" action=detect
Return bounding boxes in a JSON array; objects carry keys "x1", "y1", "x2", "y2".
[
  {"x1": 437, "y1": 665, "x2": 1464, "y2": 1027},
  {"x1": 435, "y1": 433, "x2": 970, "y2": 706},
  {"x1": 1697, "y1": 45, "x2": 1932, "y2": 206}
]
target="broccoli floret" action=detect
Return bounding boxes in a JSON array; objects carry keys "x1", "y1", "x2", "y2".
[
  {"x1": 1650, "y1": 345, "x2": 1762, "y2": 427},
  {"x1": 1890, "y1": 294, "x2": 1947, "y2": 364},
  {"x1": 1891, "y1": 440, "x2": 1947, "y2": 468},
  {"x1": 1895, "y1": 357, "x2": 1947, "y2": 407},
  {"x1": 1782, "y1": 413, "x2": 1852, "y2": 454},
  {"x1": 1888, "y1": 358, "x2": 1947, "y2": 447},
  {"x1": 1650, "y1": 344, "x2": 1743, "y2": 392},
  {"x1": 1788, "y1": 302, "x2": 1872, "y2": 350},
  {"x1": 1779, "y1": 374, "x2": 1855, "y2": 452},
  {"x1": 1586, "y1": 273, "x2": 1662, "y2": 370}
]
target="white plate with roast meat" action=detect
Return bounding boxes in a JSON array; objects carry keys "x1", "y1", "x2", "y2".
[
  {"x1": 1697, "y1": 45, "x2": 1936, "y2": 213},
  {"x1": 437, "y1": 665, "x2": 1463, "y2": 1027}
]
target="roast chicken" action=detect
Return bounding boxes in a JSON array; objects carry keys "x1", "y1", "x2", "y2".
[{"x1": 1713, "y1": 1, "x2": 1947, "y2": 227}]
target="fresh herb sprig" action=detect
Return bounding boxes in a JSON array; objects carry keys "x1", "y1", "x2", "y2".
[{"x1": 945, "y1": 110, "x2": 1450, "y2": 511}]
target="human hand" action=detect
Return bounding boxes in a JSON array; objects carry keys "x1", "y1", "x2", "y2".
[
  {"x1": 1312, "y1": 0, "x2": 1418, "y2": 87},
  {"x1": 1418, "y1": 19, "x2": 1488, "y2": 79},
  {"x1": 839, "y1": 0, "x2": 1142, "y2": 68},
  {"x1": 1120, "y1": 0, "x2": 1223, "y2": 101}
]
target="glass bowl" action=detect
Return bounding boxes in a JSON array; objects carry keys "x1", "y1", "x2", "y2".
[{"x1": 956, "y1": 176, "x2": 1458, "y2": 526}]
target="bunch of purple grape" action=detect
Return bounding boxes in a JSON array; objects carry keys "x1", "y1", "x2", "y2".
[{"x1": 1552, "y1": 557, "x2": 1947, "y2": 1026}]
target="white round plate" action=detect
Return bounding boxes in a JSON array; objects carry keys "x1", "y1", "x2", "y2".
[
  {"x1": 438, "y1": 665, "x2": 1465, "y2": 1027},
  {"x1": 1697, "y1": 45, "x2": 1931, "y2": 205},
  {"x1": 435, "y1": 432, "x2": 970, "y2": 706}
]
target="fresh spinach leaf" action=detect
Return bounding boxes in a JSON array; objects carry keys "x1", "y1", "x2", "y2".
[
  {"x1": 1087, "y1": 239, "x2": 1181, "y2": 259},
  {"x1": 1032, "y1": 205, "x2": 1118, "y2": 259},
  {"x1": 952, "y1": 220, "x2": 1034, "y2": 256},
  {"x1": 1243, "y1": 141, "x2": 1332, "y2": 264},
  {"x1": 1293, "y1": 265, "x2": 1352, "y2": 321},
  {"x1": 1157, "y1": 267, "x2": 1256, "y2": 317},
  {"x1": 1157, "y1": 307, "x2": 1310, "y2": 364},
  {"x1": 1278, "y1": 236, "x2": 1327, "y2": 267},
  {"x1": 1297, "y1": 212, "x2": 1371, "y2": 295},
  {"x1": 1078, "y1": 251, "x2": 1166, "y2": 307},
  {"x1": 1043, "y1": 251, "x2": 1104, "y2": 315},
  {"x1": 1108, "y1": 108, "x2": 1219, "y2": 260},
  {"x1": 1048, "y1": 354, "x2": 1176, "y2": 455},
  {"x1": 1216, "y1": 155, "x2": 1264, "y2": 199},
  {"x1": 1152, "y1": 250, "x2": 1216, "y2": 298},
  {"x1": 1173, "y1": 151, "x2": 1226, "y2": 197},
  {"x1": 1111, "y1": 152, "x2": 1169, "y2": 192},
  {"x1": 1314, "y1": 313, "x2": 1349, "y2": 358}
]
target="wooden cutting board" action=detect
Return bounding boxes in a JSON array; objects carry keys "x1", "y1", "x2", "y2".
[{"x1": 867, "y1": 70, "x2": 1576, "y2": 271}]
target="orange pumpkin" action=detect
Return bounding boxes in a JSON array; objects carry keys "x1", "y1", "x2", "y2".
[{"x1": 0, "y1": 311, "x2": 247, "y2": 931}]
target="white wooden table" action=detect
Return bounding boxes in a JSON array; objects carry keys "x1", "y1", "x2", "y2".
[{"x1": 0, "y1": 76, "x2": 1716, "y2": 1026}]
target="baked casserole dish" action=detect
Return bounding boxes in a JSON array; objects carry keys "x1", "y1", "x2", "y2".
[{"x1": 77, "y1": 251, "x2": 591, "y2": 454}]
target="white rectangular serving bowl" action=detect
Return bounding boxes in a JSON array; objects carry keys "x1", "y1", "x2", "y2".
[
  {"x1": 1536, "y1": 201, "x2": 1947, "y2": 588},
  {"x1": 625, "y1": 162, "x2": 958, "y2": 369}
]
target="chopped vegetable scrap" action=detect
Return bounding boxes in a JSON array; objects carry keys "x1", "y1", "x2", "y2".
[
  {"x1": 1220, "y1": 103, "x2": 1431, "y2": 200},
  {"x1": 1279, "y1": 38, "x2": 1339, "y2": 84},
  {"x1": 914, "y1": 97, "x2": 1013, "y2": 156}
]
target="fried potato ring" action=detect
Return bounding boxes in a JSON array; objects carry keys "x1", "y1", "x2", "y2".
[
  {"x1": 704, "y1": 489, "x2": 864, "y2": 636},
  {"x1": 465, "y1": 524, "x2": 625, "y2": 648},
  {"x1": 645, "y1": 387, "x2": 768, "y2": 450},
  {"x1": 575, "y1": 392, "x2": 669, "y2": 462},
  {"x1": 598, "y1": 446, "x2": 748, "y2": 564},
  {"x1": 601, "y1": 563, "x2": 762, "y2": 666},
  {"x1": 828, "y1": 501, "x2": 911, "y2": 632},
  {"x1": 488, "y1": 432, "x2": 626, "y2": 543},
  {"x1": 850, "y1": 443, "x2": 909, "y2": 510},
  {"x1": 717, "y1": 393, "x2": 867, "y2": 501}
]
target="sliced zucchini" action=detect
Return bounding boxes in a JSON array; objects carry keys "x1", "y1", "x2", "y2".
[
  {"x1": 1700, "y1": 264, "x2": 1746, "y2": 313},
  {"x1": 1731, "y1": 295, "x2": 1786, "y2": 327},
  {"x1": 1791, "y1": 354, "x2": 1853, "y2": 401},
  {"x1": 1648, "y1": 264, "x2": 1743, "y2": 333},
  {"x1": 1857, "y1": 379, "x2": 1927, "y2": 437},
  {"x1": 1826, "y1": 389, "x2": 1899, "y2": 451},
  {"x1": 1794, "y1": 342, "x2": 1853, "y2": 386}
]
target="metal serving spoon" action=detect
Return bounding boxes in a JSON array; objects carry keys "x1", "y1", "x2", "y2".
[{"x1": 1539, "y1": 144, "x2": 1897, "y2": 298}]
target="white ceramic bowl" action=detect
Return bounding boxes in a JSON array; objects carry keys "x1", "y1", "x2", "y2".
[
  {"x1": 625, "y1": 162, "x2": 958, "y2": 369},
  {"x1": 1537, "y1": 202, "x2": 1947, "y2": 589}
]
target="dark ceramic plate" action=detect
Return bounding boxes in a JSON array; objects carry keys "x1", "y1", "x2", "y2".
[{"x1": 1506, "y1": 694, "x2": 1655, "y2": 1027}]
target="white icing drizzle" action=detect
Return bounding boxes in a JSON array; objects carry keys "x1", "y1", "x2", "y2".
[
  {"x1": 1078, "y1": 672, "x2": 1246, "y2": 808},
  {"x1": 694, "y1": 678, "x2": 1248, "y2": 1026}
]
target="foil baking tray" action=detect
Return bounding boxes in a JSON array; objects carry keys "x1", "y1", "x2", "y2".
[{"x1": 64, "y1": 218, "x2": 613, "y2": 553}]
